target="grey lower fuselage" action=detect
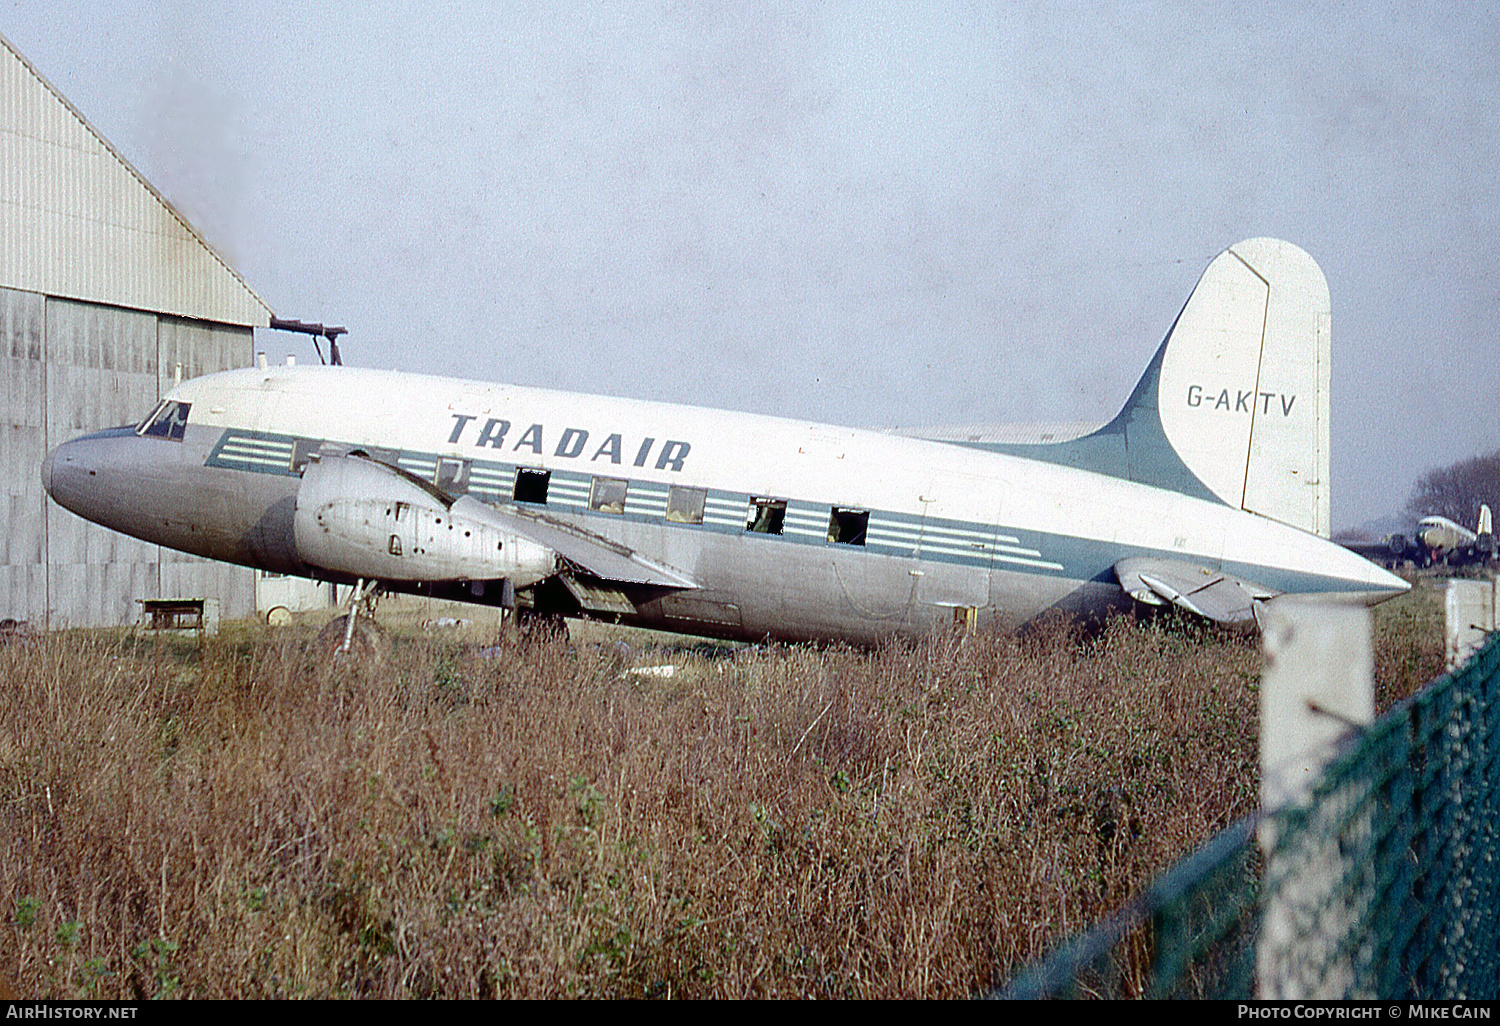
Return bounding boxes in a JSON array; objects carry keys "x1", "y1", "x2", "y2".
[{"x1": 41, "y1": 365, "x2": 1405, "y2": 646}]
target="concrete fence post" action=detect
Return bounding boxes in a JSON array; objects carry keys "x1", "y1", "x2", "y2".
[
  {"x1": 1256, "y1": 602, "x2": 1374, "y2": 999},
  {"x1": 1445, "y1": 576, "x2": 1498, "y2": 671}
]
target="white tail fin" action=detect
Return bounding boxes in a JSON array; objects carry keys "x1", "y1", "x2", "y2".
[
  {"x1": 1480, "y1": 503, "x2": 1493, "y2": 537},
  {"x1": 1155, "y1": 239, "x2": 1331, "y2": 536},
  {"x1": 924, "y1": 239, "x2": 1332, "y2": 536}
]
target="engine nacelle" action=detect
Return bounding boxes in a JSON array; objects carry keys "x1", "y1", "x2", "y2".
[{"x1": 293, "y1": 453, "x2": 556, "y2": 585}]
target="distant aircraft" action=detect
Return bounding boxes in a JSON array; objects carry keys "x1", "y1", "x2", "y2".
[
  {"x1": 1336, "y1": 531, "x2": 1419, "y2": 568},
  {"x1": 1341, "y1": 504, "x2": 1496, "y2": 569},
  {"x1": 42, "y1": 238, "x2": 1407, "y2": 643},
  {"x1": 1416, "y1": 504, "x2": 1495, "y2": 565}
]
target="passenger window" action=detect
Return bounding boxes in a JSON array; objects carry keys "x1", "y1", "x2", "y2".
[
  {"x1": 827, "y1": 507, "x2": 869, "y2": 546},
  {"x1": 513, "y1": 467, "x2": 550, "y2": 504},
  {"x1": 589, "y1": 476, "x2": 628, "y2": 514},
  {"x1": 435, "y1": 458, "x2": 471, "y2": 495},
  {"x1": 138, "y1": 400, "x2": 191, "y2": 441},
  {"x1": 745, "y1": 497, "x2": 787, "y2": 535},
  {"x1": 665, "y1": 486, "x2": 706, "y2": 524}
]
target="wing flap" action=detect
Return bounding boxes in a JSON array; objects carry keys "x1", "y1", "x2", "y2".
[
  {"x1": 462, "y1": 498, "x2": 698, "y2": 590},
  {"x1": 1115, "y1": 557, "x2": 1277, "y2": 628},
  {"x1": 558, "y1": 574, "x2": 641, "y2": 614}
]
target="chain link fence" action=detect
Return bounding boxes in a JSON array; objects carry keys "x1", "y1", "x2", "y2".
[{"x1": 997, "y1": 627, "x2": 1500, "y2": 999}]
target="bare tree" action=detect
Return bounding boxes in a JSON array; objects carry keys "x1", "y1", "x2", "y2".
[{"x1": 1404, "y1": 449, "x2": 1500, "y2": 526}]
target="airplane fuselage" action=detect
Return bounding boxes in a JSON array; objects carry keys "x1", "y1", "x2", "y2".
[
  {"x1": 43, "y1": 364, "x2": 1406, "y2": 644},
  {"x1": 1417, "y1": 516, "x2": 1478, "y2": 553}
]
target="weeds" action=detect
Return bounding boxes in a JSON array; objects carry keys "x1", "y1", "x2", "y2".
[{"x1": 0, "y1": 597, "x2": 1444, "y2": 998}]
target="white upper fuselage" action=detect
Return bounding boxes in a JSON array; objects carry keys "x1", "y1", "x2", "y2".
[
  {"x1": 1417, "y1": 516, "x2": 1477, "y2": 552},
  {"x1": 40, "y1": 237, "x2": 1410, "y2": 642},
  {"x1": 165, "y1": 364, "x2": 1402, "y2": 617}
]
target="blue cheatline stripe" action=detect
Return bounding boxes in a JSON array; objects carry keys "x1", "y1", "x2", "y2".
[
  {"x1": 217, "y1": 454, "x2": 292, "y2": 471},
  {"x1": 702, "y1": 492, "x2": 748, "y2": 532},
  {"x1": 996, "y1": 553, "x2": 1067, "y2": 571},
  {"x1": 200, "y1": 428, "x2": 1389, "y2": 595},
  {"x1": 784, "y1": 506, "x2": 829, "y2": 539},
  {"x1": 468, "y1": 464, "x2": 512, "y2": 497},
  {"x1": 202, "y1": 428, "x2": 1064, "y2": 571},
  {"x1": 628, "y1": 482, "x2": 671, "y2": 518},
  {"x1": 206, "y1": 430, "x2": 299, "y2": 476},
  {"x1": 222, "y1": 438, "x2": 291, "y2": 453}
]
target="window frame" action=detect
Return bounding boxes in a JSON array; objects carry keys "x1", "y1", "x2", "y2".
[
  {"x1": 745, "y1": 496, "x2": 787, "y2": 535},
  {"x1": 290, "y1": 438, "x2": 324, "y2": 474},
  {"x1": 513, "y1": 467, "x2": 551, "y2": 505},
  {"x1": 435, "y1": 457, "x2": 471, "y2": 495},
  {"x1": 827, "y1": 506, "x2": 870, "y2": 546},
  {"x1": 137, "y1": 400, "x2": 191, "y2": 442},
  {"x1": 665, "y1": 485, "x2": 707, "y2": 525},
  {"x1": 589, "y1": 475, "x2": 629, "y2": 514}
]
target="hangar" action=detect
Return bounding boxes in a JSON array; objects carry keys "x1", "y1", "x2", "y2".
[{"x1": 2, "y1": 32, "x2": 272, "y2": 627}]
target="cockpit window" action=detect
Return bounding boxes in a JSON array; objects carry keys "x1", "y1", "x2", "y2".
[
  {"x1": 136, "y1": 400, "x2": 166, "y2": 432},
  {"x1": 138, "y1": 400, "x2": 191, "y2": 441}
]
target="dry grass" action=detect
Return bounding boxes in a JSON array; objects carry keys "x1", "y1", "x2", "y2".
[{"x1": 0, "y1": 595, "x2": 1442, "y2": 999}]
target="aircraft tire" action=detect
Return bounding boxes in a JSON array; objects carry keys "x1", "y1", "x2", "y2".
[
  {"x1": 316, "y1": 613, "x2": 391, "y2": 670},
  {"x1": 515, "y1": 609, "x2": 568, "y2": 646}
]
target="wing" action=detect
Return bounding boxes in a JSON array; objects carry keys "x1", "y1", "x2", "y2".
[
  {"x1": 1336, "y1": 534, "x2": 1411, "y2": 564},
  {"x1": 1114, "y1": 556, "x2": 1278, "y2": 628},
  {"x1": 293, "y1": 452, "x2": 698, "y2": 592},
  {"x1": 478, "y1": 501, "x2": 697, "y2": 588}
]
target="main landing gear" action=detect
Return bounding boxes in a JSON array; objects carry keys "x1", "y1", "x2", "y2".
[{"x1": 316, "y1": 578, "x2": 390, "y2": 668}]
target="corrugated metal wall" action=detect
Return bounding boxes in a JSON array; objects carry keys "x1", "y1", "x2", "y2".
[
  {"x1": 1, "y1": 33, "x2": 267, "y2": 627},
  {"x1": 2, "y1": 286, "x2": 256, "y2": 627},
  {"x1": 1, "y1": 287, "x2": 46, "y2": 621},
  {"x1": 42, "y1": 296, "x2": 161, "y2": 627},
  {"x1": 0, "y1": 33, "x2": 271, "y2": 328},
  {"x1": 155, "y1": 316, "x2": 256, "y2": 613}
]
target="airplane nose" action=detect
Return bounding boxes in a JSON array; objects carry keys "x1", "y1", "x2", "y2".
[
  {"x1": 40, "y1": 426, "x2": 202, "y2": 544},
  {"x1": 42, "y1": 438, "x2": 90, "y2": 511},
  {"x1": 41, "y1": 431, "x2": 120, "y2": 520}
]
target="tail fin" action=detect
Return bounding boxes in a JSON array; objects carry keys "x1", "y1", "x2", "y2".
[
  {"x1": 1150, "y1": 238, "x2": 1331, "y2": 536},
  {"x1": 1480, "y1": 503, "x2": 1493, "y2": 537},
  {"x1": 956, "y1": 239, "x2": 1332, "y2": 536}
]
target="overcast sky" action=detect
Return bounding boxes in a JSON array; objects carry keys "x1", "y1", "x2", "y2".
[{"x1": 5, "y1": 2, "x2": 1497, "y2": 529}]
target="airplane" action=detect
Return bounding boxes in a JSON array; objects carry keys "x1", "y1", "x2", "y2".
[
  {"x1": 1415, "y1": 504, "x2": 1495, "y2": 565},
  {"x1": 1340, "y1": 504, "x2": 1495, "y2": 568},
  {"x1": 41, "y1": 238, "x2": 1409, "y2": 645},
  {"x1": 1336, "y1": 530, "x2": 1419, "y2": 568}
]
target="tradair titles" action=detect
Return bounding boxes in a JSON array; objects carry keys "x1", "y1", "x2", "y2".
[
  {"x1": 446, "y1": 415, "x2": 691, "y2": 472},
  {"x1": 1186, "y1": 386, "x2": 1297, "y2": 416}
]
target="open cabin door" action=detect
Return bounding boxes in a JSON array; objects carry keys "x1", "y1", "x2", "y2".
[{"x1": 912, "y1": 471, "x2": 999, "y2": 626}]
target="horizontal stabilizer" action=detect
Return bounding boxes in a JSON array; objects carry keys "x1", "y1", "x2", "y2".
[{"x1": 1115, "y1": 557, "x2": 1278, "y2": 628}]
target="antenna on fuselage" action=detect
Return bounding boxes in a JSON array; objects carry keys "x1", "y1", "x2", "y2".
[{"x1": 268, "y1": 318, "x2": 349, "y2": 366}]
